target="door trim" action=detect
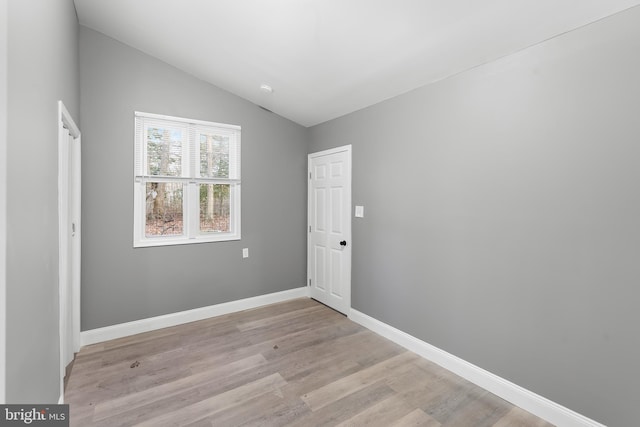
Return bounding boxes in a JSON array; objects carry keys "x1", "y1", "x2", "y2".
[
  {"x1": 307, "y1": 144, "x2": 352, "y2": 314},
  {"x1": 58, "y1": 101, "x2": 81, "y2": 401}
]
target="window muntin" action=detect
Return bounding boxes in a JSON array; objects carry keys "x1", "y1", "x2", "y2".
[{"x1": 134, "y1": 112, "x2": 240, "y2": 247}]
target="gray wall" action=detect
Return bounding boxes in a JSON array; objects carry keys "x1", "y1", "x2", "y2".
[
  {"x1": 309, "y1": 7, "x2": 640, "y2": 426},
  {"x1": 6, "y1": 0, "x2": 80, "y2": 402},
  {"x1": 79, "y1": 27, "x2": 308, "y2": 331},
  {"x1": 0, "y1": 0, "x2": 7, "y2": 404}
]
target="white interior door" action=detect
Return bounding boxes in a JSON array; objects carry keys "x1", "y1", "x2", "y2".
[
  {"x1": 58, "y1": 101, "x2": 81, "y2": 400},
  {"x1": 308, "y1": 145, "x2": 351, "y2": 314}
]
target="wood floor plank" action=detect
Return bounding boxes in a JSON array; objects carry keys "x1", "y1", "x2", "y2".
[
  {"x1": 198, "y1": 388, "x2": 307, "y2": 427},
  {"x1": 93, "y1": 353, "x2": 267, "y2": 420},
  {"x1": 134, "y1": 373, "x2": 287, "y2": 426},
  {"x1": 274, "y1": 330, "x2": 375, "y2": 377},
  {"x1": 280, "y1": 358, "x2": 362, "y2": 399},
  {"x1": 438, "y1": 390, "x2": 512, "y2": 426},
  {"x1": 65, "y1": 299, "x2": 555, "y2": 427},
  {"x1": 258, "y1": 314, "x2": 362, "y2": 361},
  {"x1": 335, "y1": 395, "x2": 416, "y2": 427},
  {"x1": 301, "y1": 351, "x2": 417, "y2": 411},
  {"x1": 236, "y1": 304, "x2": 327, "y2": 332},
  {"x1": 391, "y1": 409, "x2": 442, "y2": 427},
  {"x1": 290, "y1": 380, "x2": 397, "y2": 427},
  {"x1": 493, "y1": 407, "x2": 556, "y2": 427},
  {"x1": 92, "y1": 387, "x2": 203, "y2": 427}
]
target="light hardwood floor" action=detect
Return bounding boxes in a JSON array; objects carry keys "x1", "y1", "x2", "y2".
[{"x1": 66, "y1": 298, "x2": 554, "y2": 426}]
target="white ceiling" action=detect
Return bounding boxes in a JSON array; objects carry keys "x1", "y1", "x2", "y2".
[{"x1": 74, "y1": 0, "x2": 640, "y2": 127}]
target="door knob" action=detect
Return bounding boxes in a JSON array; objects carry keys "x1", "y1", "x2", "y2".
[{"x1": 340, "y1": 240, "x2": 347, "y2": 246}]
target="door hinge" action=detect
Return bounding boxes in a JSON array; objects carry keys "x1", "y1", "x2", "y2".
[
  {"x1": 308, "y1": 278, "x2": 311, "y2": 287},
  {"x1": 309, "y1": 172, "x2": 312, "y2": 180},
  {"x1": 309, "y1": 226, "x2": 311, "y2": 233}
]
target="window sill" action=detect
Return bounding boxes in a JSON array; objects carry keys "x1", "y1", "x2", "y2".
[{"x1": 134, "y1": 233, "x2": 241, "y2": 248}]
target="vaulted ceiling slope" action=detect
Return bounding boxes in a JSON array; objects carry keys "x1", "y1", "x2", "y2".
[{"x1": 74, "y1": 0, "x2": 640, "y2": 127}]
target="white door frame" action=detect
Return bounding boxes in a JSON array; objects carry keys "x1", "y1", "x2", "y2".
[
  {"x1": 58, "y1": 101, "x2": 81, "y2": 402},
  {"x1": 307, "y1": 144, "x2": 352, "y2": 314}
]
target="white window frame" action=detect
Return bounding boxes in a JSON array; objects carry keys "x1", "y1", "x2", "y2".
[{"x1": 133, "y1": 112, "x2": 241, "y2": 247}]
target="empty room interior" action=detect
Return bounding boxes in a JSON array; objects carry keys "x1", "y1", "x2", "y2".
[{"x1": 2, "y1": 1, "x2": 640, "y2": 426}]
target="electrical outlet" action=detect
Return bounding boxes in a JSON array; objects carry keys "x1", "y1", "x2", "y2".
[{"x1": 242, "y1": 248, "x2": 249, "y2": 258}]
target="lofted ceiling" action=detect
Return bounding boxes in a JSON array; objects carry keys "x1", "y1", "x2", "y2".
[{"x1": 74, "y1": 0, "x2": 640, "y2": 127}]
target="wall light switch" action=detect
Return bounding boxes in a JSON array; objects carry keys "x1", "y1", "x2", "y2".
[
  {"x1": 242, "y1": 248, "x2": 249, "y2": 258},
  {"x1": 355, "y1": 205, "x2": 364, "y2": 218}
]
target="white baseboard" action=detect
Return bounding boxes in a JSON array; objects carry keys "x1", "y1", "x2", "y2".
[
  {"x1": 80, "y1": 287, "x2": 309, "y2": 347},
  {"x1": 349, "y1": 309, "x2": 606, "y2": 427}
]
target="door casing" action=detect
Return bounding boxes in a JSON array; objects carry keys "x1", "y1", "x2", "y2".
[{"x1": 58, "y1": 101, "x2": 81, "y2": 402}]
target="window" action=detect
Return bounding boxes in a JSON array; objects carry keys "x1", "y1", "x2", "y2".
[{"x1": 134, "y1": 112, "x2": 240, "y2": 247}]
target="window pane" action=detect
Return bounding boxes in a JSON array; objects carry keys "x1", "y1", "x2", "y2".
[
  {"x1": 145, "y1": 182, "x2": 184, "y2": 236},
  {"x1": 147, "y1": 127, "x2": 182, "y2": 176},
  {"x1": 199, "y1": 184, "x2": 230, "y2": 233},
  {"x1": 200, "y1": 134, "x2": 229, "y2": 178}
]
